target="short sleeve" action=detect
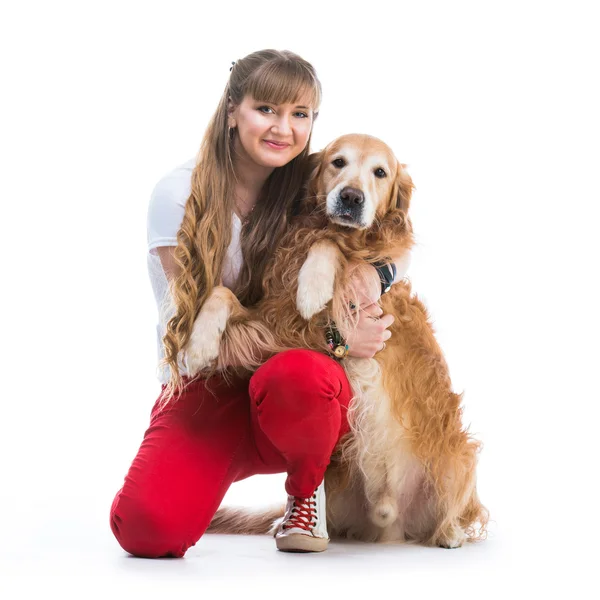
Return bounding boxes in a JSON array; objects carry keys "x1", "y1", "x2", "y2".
[{"x1": 147, "y1": 163, "x2": 194, "y2": 256}]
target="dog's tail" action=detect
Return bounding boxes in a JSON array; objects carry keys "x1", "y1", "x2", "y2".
[{"x1": 206, "y1": 504, "x2": 286, "y2": 535}]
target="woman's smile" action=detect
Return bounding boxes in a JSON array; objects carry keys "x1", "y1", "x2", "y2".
[{"x1": 264, "y1": 140, "x2": 291, "y2": 150}]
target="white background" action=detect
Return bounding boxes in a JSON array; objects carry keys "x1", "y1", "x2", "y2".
[{"x1": 1, "y1": 0, "x2": 598, "y2": 597}]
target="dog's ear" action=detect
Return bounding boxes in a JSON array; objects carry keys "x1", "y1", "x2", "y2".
[
  {"x1": 305, "y1": 149, "x2": 325, "y2": 185},
  {"x1": 391, "y1": 162, "x2": 414, "y2": 215},
  {"x1": 294, "y1": 150, "x2": 325, "y2": 215}
]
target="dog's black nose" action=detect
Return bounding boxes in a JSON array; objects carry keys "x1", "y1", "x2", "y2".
[{"x1": 340, "y1": 187, "x2": 364, "y2": 207}]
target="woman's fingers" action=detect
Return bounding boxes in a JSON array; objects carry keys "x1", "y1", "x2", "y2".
[
  {"x1": 378, "y1": 313, "x2": 395, "y2": 329},
  {"x1": 345, "y1": 310, "x2": 393, "y2": 358},
  {"x1": 362, "y1": 302, "x2": 384, "y2": 318}
]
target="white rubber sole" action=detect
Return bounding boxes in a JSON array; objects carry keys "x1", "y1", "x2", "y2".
[{"x1": 276, "y1": 533, "x2": 329, "y2": 553}]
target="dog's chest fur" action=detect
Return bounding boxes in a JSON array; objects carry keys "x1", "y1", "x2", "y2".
[{"x1": 329, "y1": 357, "x2": 429, "y2": 541}]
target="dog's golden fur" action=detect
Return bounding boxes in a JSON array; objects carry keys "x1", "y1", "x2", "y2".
[{"x1": 187, "y1": 133, "x2": 488, "y2": 548}]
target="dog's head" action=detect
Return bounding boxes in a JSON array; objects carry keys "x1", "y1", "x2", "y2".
[{"x1": 305, "y1": 134, "x2": 414, "y2": 229}]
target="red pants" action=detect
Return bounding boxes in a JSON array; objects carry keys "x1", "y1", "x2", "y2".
[{"x1": 109, "y1": 349, "x2": 352, "y2": 558}]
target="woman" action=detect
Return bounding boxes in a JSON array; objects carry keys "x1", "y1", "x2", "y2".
[{"x1": 109, "y1": 49, "x2": 405, "y2": 557}]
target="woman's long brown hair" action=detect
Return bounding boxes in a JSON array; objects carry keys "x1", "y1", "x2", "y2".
[{"x1": 158, "y1": 49, "x2": 322, "y2": 407}]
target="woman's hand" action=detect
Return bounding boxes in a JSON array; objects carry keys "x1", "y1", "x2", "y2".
[
  {"x1": 340, "y1": 262, "x2": 394, "y2": 359},
  {"x1": 343, "y1": 303, "x2": 394, "y2": 358}
]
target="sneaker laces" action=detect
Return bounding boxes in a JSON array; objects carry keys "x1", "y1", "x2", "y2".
[{"x1": 283, "y1": 492, "x2": 317, "y2": 532}]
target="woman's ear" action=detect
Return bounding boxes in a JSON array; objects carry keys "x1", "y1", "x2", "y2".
[
  {"x1": 227, "y1": 97, "x2": 237, "y2": 126},
  {"x1": 391, "y1": 162, "x2": 414, "y2": 214}
]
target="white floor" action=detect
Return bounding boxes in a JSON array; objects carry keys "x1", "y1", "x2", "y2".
[
  {"x1": 1, "y1": 475, "x2": 588, "y2": 599},
  {"x1": 3, "y1": 526, "x2": 509, "y2": 599}
]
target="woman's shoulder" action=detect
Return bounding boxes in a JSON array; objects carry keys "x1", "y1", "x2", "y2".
[{"x1": 149, "y1": 158, "x2": 196, "y2": 211}]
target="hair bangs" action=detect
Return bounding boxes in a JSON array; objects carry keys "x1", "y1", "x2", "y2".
[{"x1": 247, "y1": 61, "x2": 321, "y2": 113}]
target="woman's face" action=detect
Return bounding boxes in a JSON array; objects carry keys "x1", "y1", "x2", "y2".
[{"x1": 228, "y1": 94, "x2": 314, "y2": 170}]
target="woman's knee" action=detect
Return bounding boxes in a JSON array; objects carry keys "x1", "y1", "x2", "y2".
[
  {"x1": 249, "y1": 349, "x2": 348, "y2": 409},
  {"x1": 109, "y1": 488, "x2": 201, "y2": 559}
]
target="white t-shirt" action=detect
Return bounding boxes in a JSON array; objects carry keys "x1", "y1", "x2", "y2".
[{"x1": 147, "y1": 158, "x2": 244, "y2": 384}]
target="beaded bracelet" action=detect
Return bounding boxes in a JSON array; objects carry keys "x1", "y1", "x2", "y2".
[{"x1": 325, "y1": 322, "x2": 349, "y2": 359}]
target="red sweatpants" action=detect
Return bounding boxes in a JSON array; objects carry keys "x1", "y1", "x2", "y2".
[{"x1": 109, "y1": 349, "x2": 352, "y2": 558}]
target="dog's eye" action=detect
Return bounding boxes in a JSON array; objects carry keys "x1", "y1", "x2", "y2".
[
  {"x1": 332, "y1": 158, "x2": 346, "y2": 168},
  {"x1": 374, "y1": 168, "x2": 387, "y2": 178}
]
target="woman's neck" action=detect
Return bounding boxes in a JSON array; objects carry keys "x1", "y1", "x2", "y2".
[{"x1": 231, "y1": 137, "x2": 274, "y2": 214}]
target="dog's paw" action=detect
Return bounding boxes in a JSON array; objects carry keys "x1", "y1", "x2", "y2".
[
  {"x1": 436, "y1": 525, "x2": 466, "y2": 549},
  {"x1": 185, "y1": 289, "x2": 232, "y2": 375},
  {"x1": 296, "y1": 279, "x2": 334, "y2": 320},
  {"x1": 344, "y1": 527, "x2": 363, "y2": 541},
  {"x1": 369, "y1": 498, "x2": 398, "y2": 528},
  {"x1": 296, "y1": 242, "x2": 339, "y2": 320}
]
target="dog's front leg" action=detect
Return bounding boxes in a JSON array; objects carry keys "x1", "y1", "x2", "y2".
[
  {"x1": 186, "y1": 286, "x2": 288, "y2": 375},
  {"x1": 185, "y1": 286, "x2": 239, "y2": 375},
  {"x1": 296, "y1": 240, "x2": 343, "y2": 320}
]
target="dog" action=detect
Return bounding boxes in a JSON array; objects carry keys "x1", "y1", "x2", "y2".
[{"x1": 185, "y1": 133, "x2": 488, "y2": 548}]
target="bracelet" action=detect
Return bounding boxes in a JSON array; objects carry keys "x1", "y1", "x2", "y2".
[
  {"x1": 372, "y1": 260, "x2": 397, "y2": 295},
  {"x1": 325, "y1": 322, "x2": 349, "y2": 359}
]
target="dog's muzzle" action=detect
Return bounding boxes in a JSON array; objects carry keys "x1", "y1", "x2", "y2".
[{"x1": 331, "y1": 186, "x2": 364, "y2": 227}]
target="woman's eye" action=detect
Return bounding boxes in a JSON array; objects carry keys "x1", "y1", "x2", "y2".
[
  {"x1": 374, "y1": 168, "x2": 387, "y2": 178},
  {"x1": 332, "y1": 158, "x2": 346, "y2": 168},
  {"x1": 259, "y1": 106, "x2": 308, "y2": 119}
]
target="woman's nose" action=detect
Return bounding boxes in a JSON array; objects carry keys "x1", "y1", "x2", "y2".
[{"x1": 271, "y1": 117, "x2": 293, "y2": 135}]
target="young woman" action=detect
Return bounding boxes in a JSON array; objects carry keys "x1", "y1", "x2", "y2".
[{"x1": 109, "y1": 49, "x2": 408, "y2": 557}]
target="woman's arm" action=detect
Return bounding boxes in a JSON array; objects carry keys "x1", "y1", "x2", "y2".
[{"x1": 156, "y1": 246, "x2": 181, "y2": 281}]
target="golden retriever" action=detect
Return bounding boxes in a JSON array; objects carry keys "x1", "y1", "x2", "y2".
[{"x1": 186, "y1": 133, "x2": 488, "y2": 548}]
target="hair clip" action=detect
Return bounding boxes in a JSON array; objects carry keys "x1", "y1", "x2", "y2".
[{"x1": 229, "y1": 61, "x2": 236, "y2": 72}]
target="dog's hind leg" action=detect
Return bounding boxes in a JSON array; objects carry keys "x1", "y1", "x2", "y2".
[
  {"x1": 381, "y1": 287, "x2": 488, "y2": 547},
  {"x1": 430, "y1": 444, "x2": 487, "y2": 548}
]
